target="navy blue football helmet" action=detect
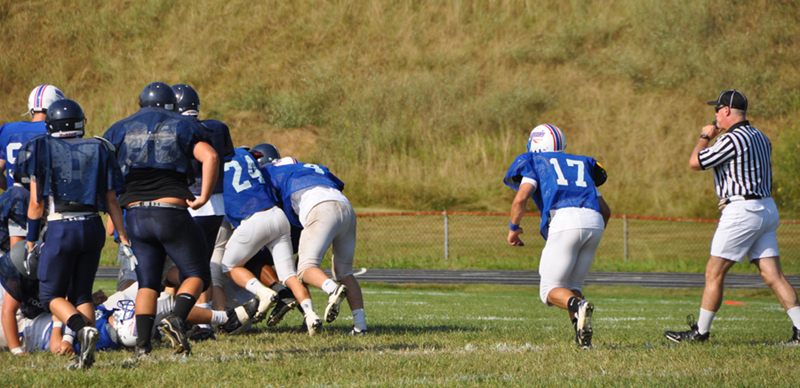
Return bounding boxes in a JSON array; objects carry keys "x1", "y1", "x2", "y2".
[
  {"x1": 10, "y1": 240, "x2": 41, "y2": 280},
  {"x1": 139, "y1": 81, "x2": 177, "y2": 111},
  {"x1": 250, "y1": 143, "x2": 281, "y2": 166},
  {"x1": 172, "y1": 84, "x2": 200, "y2": 116},
  {"x1": 46, "y1": 99, "x2": 86, "y2": 138}
]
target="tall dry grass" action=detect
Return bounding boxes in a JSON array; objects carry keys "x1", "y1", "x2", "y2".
[{"x1": 2, "y1": 0, "x2": 799, "y2": 217}]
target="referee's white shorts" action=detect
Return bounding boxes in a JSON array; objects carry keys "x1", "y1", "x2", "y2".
[
  {"x1": 711, "y1": 197, "x2": 779, "y2": 262},
  {"x1": 538, "y1": 227, "x2": 604, "y2": 305}
]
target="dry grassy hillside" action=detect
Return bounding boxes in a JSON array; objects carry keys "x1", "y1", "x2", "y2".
[{"x1": 2, "y1": 0, "x2": 799, "y2": 218}]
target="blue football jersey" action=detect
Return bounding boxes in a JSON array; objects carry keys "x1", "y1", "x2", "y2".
[
  {"x1": 15, "y1": 135, "x2": 124, "y2": 211},
  {"x1": 504, "y1": 152, "x2": 601, "y2": 239},
  {"x1": 0, "y1": 121, "x2": 47, "y2": 187},
  {"x1": 102, "y1": 107, "x2": 211, "y2": 184},
  {"x1": 189, "y1": 119, "x2": 234, "y2": 196},
  {"x1": 222, "y1": 148, "x2": 279, "y2": 228},
  {"x1": 265, "y1": 162, "x2": 345, "y2": 228}
]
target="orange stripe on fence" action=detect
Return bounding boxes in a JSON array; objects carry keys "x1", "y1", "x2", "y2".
[{"x1": 356, "y1": 211, "x2": 800, "y2": 224}]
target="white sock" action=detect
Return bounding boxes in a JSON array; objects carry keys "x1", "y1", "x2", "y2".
[
  {"x1": 697, "y1": 308, "x2": 715, "y2": 334},
  {"x1": 352, "y1": 308, "x2": 367, "y2": 331},
  {"x1": 211, "y1": 310, "x2": 228, "y2": 325},
  {"x1": 322, "y1": 279, "x2": 338, "y2": 295},
  {"x1": 196, "y1": 302, "x2": 211, "y2": 310},
  {"x1": 787, "y1": 306, "x2": 800, "y2": 329},
  {"x1": 300, "y1": 299, "x2": 314, "y2": 312},
  {"x1": 245, "y1": 278, "x2": 265, "y2": 295}
]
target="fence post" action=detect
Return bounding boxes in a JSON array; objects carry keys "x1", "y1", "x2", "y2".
[
  {"x1": 444, "y1": 210, "x2": 449, "y2": 261},
  {"x1": 623, "y1": 214, "x2": 628, "y2": 262}
]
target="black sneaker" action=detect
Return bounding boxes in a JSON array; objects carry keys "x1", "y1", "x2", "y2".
[
  {"x1": 186, "y1": 325, "x2": 217, "y2": 342},
  {"x1": 221, "y1": 298, "x2": 259, "y2": 334},
  {"x1": 134, "y1": 343, "x2": 152, "y2": 358},
  {"x1": 664, "y1": 315, "x2": 709, "y2": 343},
  {"x1": 788, "y1": 326, "x2": 800, "y2": 345},
  {"x1": 69, "y1": 327, "x2": 99, "y2": 370},
  {"x1": 267, "y1": 296, "x2": 298, "y2": 327},
  {"x1": 158, "y1": 315, "x2": 192, "y2": 354}
]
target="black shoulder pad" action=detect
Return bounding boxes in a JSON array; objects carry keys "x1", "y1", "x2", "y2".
[{"x1": 593, "y1": 163, "x2": 607, "y2": 187}]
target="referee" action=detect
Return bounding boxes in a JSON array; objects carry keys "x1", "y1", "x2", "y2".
[{"x1": 665, "y1": 89, "x2": 800, "y2": 344}]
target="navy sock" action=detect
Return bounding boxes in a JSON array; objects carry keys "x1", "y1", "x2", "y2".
[
  {"x1": 567, "y1": 297, "x2": 581, "y2": 313},
  {"x1": 173, "y1": 293, "x2": 197, "y2": 321},
  {"x1": 136, "y1": 314, "x2": 156, "y2": 348},
  {"x1": 66, "y1": 314, "x2": 87, "y2": 334}
]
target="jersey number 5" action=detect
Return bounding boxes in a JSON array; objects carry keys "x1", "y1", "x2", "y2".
[
  {"x1": 549, "y1": 158, "x2": 587, "y2": 187},
  {"x1": 225, "y1": 157, "x2": 265, "y2": 193}
]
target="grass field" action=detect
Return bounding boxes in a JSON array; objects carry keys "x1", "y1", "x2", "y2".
[{"x1": 2, "y1": 280, "x2": 799, "y2": 387}]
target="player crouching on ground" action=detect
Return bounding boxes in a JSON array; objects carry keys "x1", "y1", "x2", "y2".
[
  {"x1": 14, "y1": 99, "x2": 130, "y2": 369},
  {"x1": 504, "y1": 124, "x2": 610, "y2": 349},
  {"x1": 264, "y1": 146, "x2": 368, "y2": 335}
]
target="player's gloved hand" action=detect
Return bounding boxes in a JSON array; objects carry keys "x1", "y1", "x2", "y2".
[{"x1": 120, "y1": 243, "x2": 138, "y2": 270}]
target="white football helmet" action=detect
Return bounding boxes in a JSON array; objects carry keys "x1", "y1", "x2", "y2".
[
  {"x1": 112, "y1": 300, "x2": 138, "y2": 347},
  {"x1": 526, "y1": 124, "x2": 566, "y2": 153},
  {"x1": 272, "y1": 156, "x2": 298, "y2": 166},
  {"x1": 27, "y1": 85, "x2": 65, "y2": 115}
]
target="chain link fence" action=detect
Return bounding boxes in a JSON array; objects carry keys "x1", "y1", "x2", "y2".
[{"x1": 353, "y1": 212, "x2": 800, "y2": 274}]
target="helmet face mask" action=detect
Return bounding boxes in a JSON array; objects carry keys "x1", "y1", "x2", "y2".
[
  {"x1": 27, "y1": 85, "x2": 65, "y2": 116},
  {"x1": 249, "y1": 143, "x2": 281, "y2": 167},
  {"x1": 172, "y1": 84, "x2": 201, "y2": 116},
  {"x1": 112, "y1": 300, "x2": 137, "y2": 347},
  {"x1": 139, "y1": 82, "x2": 177, "y2": 112},
  {"x1": 526, "y1": 124, "x2": 566, "y2": 153},
  {"x1": 45, "y1": 99, "x2": 86, "y2": 138}
]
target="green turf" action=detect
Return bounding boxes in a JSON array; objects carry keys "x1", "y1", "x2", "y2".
[{"x1": 3, "y1": 282, "x2": 798, "y2": 387}]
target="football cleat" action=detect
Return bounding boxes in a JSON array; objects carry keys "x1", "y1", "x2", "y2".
[
  {"x1": 134, "y1": 343, "x2": 152, "y2": 359},
  {"x1": 69, "y1": 327, "x2": 99, "y2": 370},
  {"x1": 267, "y1": 296, "x2": 299, "y2": 327},
  {"x1": 221, "y1": 298, "x2": 259, "y2": 334},
  {"x1": 324, "y1": 285, "x2": 348, "y2": 323},
  {"x1": 186, "y1": 325, "x2": 216, "y2": 342},
  {"x1": 253, "y1": 287, "x2": 278, "y2": 324},
  {"x1": 575, "y1": 299, "x2": 594, "y2": 349},
  {"x1": 350, "y1": 328, "x2": 369, "y2": 336},
  {"x1": 158, "y1": 315, "x2": 192, "y2": 354},
  {"x1": 304, "y1": 309, "x2": 323, "y2": 336},
  {"x1": 664, "y1": 315, "x2": 709, "y2": 343},
  {"x1": 787, "y1": 326, "x2": 800, "y2": 345}
]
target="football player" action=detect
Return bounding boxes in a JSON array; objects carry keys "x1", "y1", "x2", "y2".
[
  {"x1": 218, "y1": 147, "x2": 319, "y2": 334},
  {"x1": 0, "y1": 85, "x2": 65, "y2": 248},
  {"x1": 103, "y1": 82, "x2": 217, "y2": 357},
  {"x1": 264, "y1": 146, "x2": 368, "y2": 335},
  {"x1": 172, "y1": 84, "x2": 234, "y2": 315},
  {"x1": 504, "y1": 124, "x2": 610, "y2": 349},
  {"x1": 14, "y1": 99, "x2": 130, "y2": 368}
]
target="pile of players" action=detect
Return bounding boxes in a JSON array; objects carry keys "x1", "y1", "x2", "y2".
[{"x1": 0, "y1": 83, "x2": 367, "y2": 370}]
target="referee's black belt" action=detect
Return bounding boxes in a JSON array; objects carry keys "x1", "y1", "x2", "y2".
[
  {"x1": 126, "y1": 201, "x2": 188, "y2": 210},
  {"x1": 723, "y1": 194, "x2": 762, "y2": 205}
]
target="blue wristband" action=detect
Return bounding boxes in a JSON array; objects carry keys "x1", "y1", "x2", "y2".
[
  {"x1": 509, "y1": 222, "x2": 521, "y2": 231},
  {"x1": 27, "y1": 218, "x2": 42, "y2": 242}
]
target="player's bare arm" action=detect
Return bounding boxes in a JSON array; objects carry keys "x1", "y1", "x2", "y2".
[
  {"x1": 186, "y1": 141, "x2": 218, "y2": 210},
  {"x1": 508, "y1": 182, "x2": 534, "y2": 246},
  {"x1": 26, "y1": 178, "x2": 44, "y2": 251}
]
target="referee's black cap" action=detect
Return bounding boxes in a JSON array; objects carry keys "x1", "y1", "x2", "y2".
[{"x1": 708, "y1": 89, "x2": 748, "y2": 111}]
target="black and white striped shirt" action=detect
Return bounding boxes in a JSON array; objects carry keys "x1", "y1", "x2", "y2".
[{"x1": 698, "y1": 121, "x2": 772, "y2": 200}]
